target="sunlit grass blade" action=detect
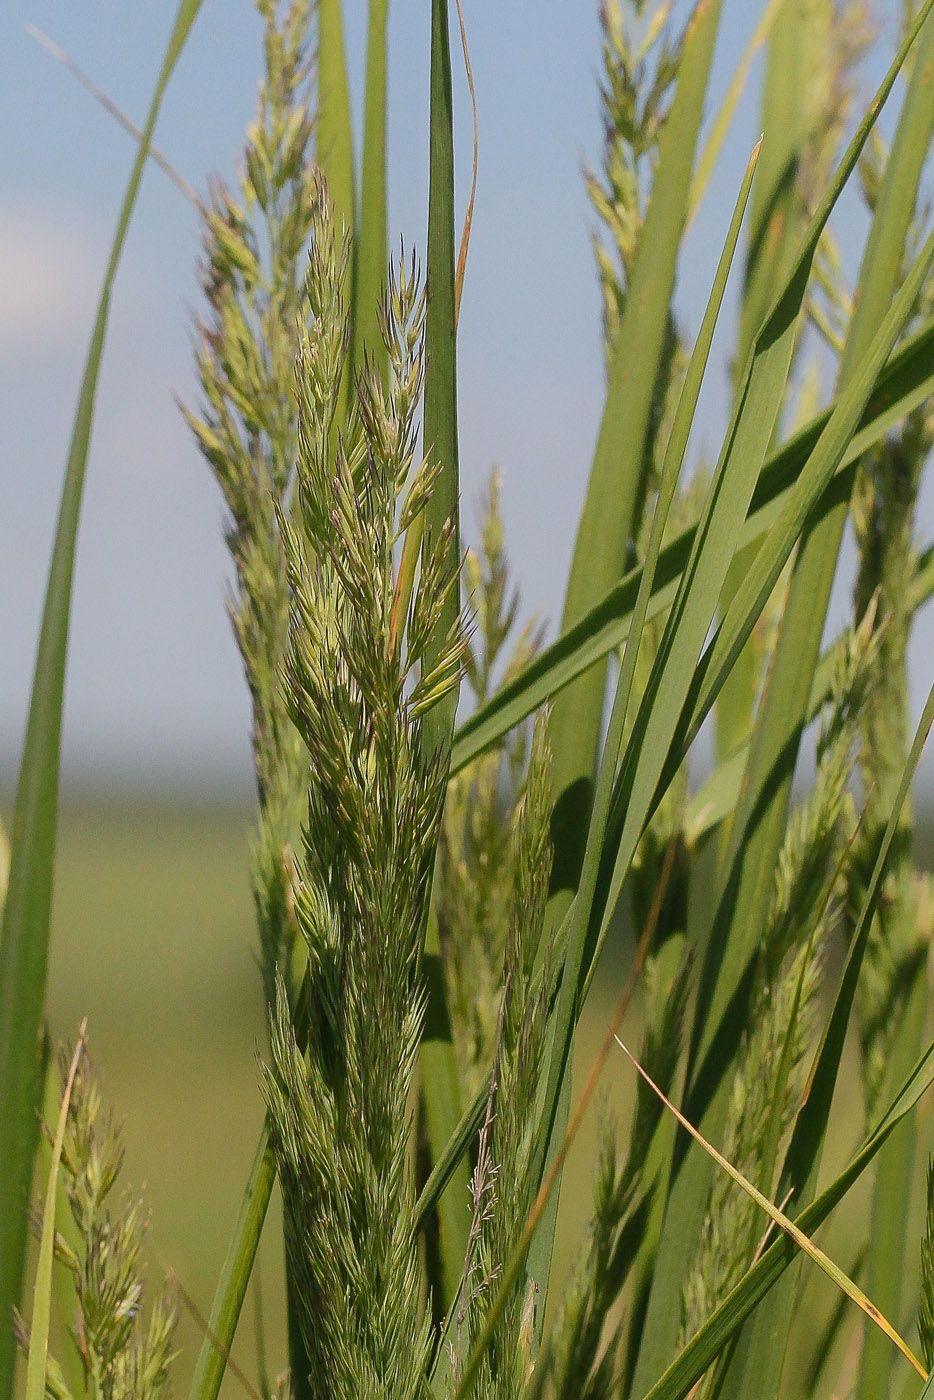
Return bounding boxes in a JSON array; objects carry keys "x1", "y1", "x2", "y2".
[
  {"x1": 714, "y1": 0, "x2": 819, "y2": 766},
  {"x1": 418, "y1": 0, "x2": 469, "y2": 1316},
  {"x1": 614, "y1": 1037, "x2": 926, "y2": 1381},
  {"x1": 450, "y1": 312, "x2": 934, "y2": 774},
  {"x1": 317, "y1": 0, "x2": 355, "y2": 433},
  {"x1": 24, "y1": 1031, "x2": 85, "y2": 1400},
  {"x1": 547, "y1": 0, "x2": 722, "y2": 918},
  {"x1": 316, "y1": 0, "x2": 355, "y2": 246},
  {"x1": 0, "y1": 7, "x2": 203, "y2": 1393}
]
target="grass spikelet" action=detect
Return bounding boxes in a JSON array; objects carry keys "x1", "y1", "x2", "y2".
[
  {"x1": 450, "y1": 715, "x2": 554, "y2": 1400},
  {"x1": 261, "y1": 184, "x2": 462, "y2": 1400},
  {"x1": 436, "y1": 474, "x2": 543, "y2": 1100},
  {"x1": 920, "y1": 1158, "x2": 934, "y2": 1370},
  {"x1": 17, "y1": 1036, "x2": 176, "y2": 1400},
  {"x1": 184, "y1": 0, "x2": 316, "y2": 1007}
]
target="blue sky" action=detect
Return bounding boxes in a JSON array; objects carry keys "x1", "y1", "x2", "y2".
[{"x1": 1, "y1": 0, "x2": 931, "y2": 793}]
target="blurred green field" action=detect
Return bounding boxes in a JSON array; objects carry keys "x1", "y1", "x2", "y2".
[{"x1": 15, "y1": 796, "x2": 934, "y2": 1398}]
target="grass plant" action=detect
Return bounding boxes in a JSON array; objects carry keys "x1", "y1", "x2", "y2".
[{"x1": 7, "y1": 1, "x2": 934, "y2": 1398}]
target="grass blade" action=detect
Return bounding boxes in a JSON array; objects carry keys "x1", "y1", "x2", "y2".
[
  {"x1": 451, "y1": 310, "x2": 934, "y2": 776},
  {"x1": 547, "y1": 0, "x2": 722, "y2": 916},
  {"x1": 418, "y1": 0, "x2": 469, "y2": 1316},
  {"x1": 317, "y1": 0, "x2": 356, "y2": 432},
  {"x1": 187, "y1": 1124, "x2": 278, "y2": 1400},
  {"x1": 0, "y1": 7, "x2": 203, "y2": 1392},
  {"x1": 24, "y1": 1031, "x2": 85, "y2": 1400},
  {"x1": 686, "y1": 0, "x2": 782, "y2": 226},
  {"x1": 714, "y1": 0, "x2": 820, "y2": 765},
  {"x1": 351, "y1": 0, "x2": 388, "y2": 384}
]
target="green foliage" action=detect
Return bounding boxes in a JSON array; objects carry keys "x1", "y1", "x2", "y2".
[{"x1": 14, "y1": 3, "x2": 934, "y2": 1400}]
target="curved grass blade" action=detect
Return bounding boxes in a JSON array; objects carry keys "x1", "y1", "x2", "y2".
[
  {"x1": 450, "y1": 309, "x2": 934, "y2": 776},
  {"x1": 615, "y1": 1037, "x2": 926, "y2": 1381},
  {"x1": 0, "y1": 8, "x2": 204, "y2": 1392},
  {"x1": 24, "y1": 1030, "x2": 85, "y2": 1400},
  {"x1": 26, "y1": 25, "x2": 200, "y2": 207}
]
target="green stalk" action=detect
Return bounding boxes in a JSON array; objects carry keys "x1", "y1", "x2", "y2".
[
  {"x1": 317, "y1": 0, "x2": 356, "y2": 428},
  {"x1": 0, "y1": 8, "x2": 203, "y2": 1394},
  {"x1": 351, "y1": 0, "x2": 389, "y2": 385},
  {"x1": 418, "y1": 0, "x2": 469, "y2": 1316},
  {"x1": 715, "y1": 0, "x2": 814, "y2": 766},
  {"x1": 548, "y1": 0, "x2": 723, "y2": 909},
  {"x1": 188, "y1": 1126, "x2": 277, "y2": 1400}
]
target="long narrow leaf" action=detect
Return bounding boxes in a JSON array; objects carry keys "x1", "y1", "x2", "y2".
[
  {"x1": 450, "y1": 313, "x2": 934, "y2": 774},
  {"x1": 418, "y1": 0, "x2": 469, "y2": 1315},
  {"x1": 187, "y1": 1125, "x2": 277, "y2": 1400},
  {"x1": 714, "y1": 0, "x2": 819, "y2": 764},
  {"x1": 547, "y1": 0, "x2": 722, "y2": 911},
  {"x1": 0, "y1": 8, "x2": 203, "y2": 1392},
  {"x1": 351, "y1": 0, "x2": 389, "y2": 384}
]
